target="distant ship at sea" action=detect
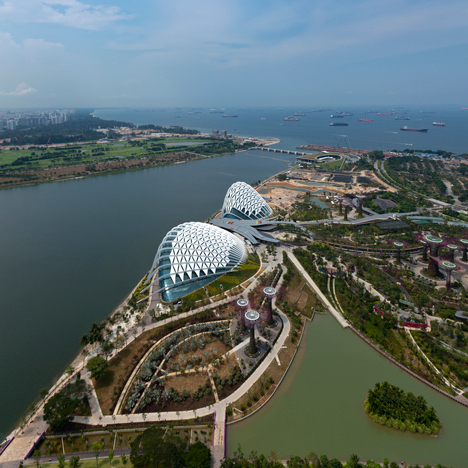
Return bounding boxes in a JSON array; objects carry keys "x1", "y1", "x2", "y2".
[
  {"x1": 284, "y1": 116, "x2": 299, "y2": 121},
  {"x1": 359, "y1": 118, "x2": 373, "y2": 122},
  {"x1": 294, "y1": 112, "x2": 306, "y2": 116},
  {"x1": 395, "y1": 116, "x2": 410, "y2": 120},
  {"x1": 330, "y1": 114, "x2": 344, "y2": 118},
  {"x1": 400, "y1": 126, "x2": 428, "y2": 132},
  {"x1": 433, "y1": 122, "x2": 445, "y2": 126},
  {"x1": 222, "y1": 115, "x2": 238, "y2": 118},
  {"x1": 330, "y1": 122, "x2": 348, "y2": 126}
]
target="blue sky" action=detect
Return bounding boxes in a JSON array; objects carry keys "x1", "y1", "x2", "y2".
[{"x1": 0, "y1": 0, "x2": 467, "y2": 108}]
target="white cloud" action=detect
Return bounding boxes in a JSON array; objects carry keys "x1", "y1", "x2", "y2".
[
  {"x1": 0, "y1": 0, "x2": 130, "y2": 30},
  {"x1": 0, "y1": 82, "x2": 37, "y2": 96}
]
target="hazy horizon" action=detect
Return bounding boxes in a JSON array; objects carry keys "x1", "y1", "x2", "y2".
[{"x1": 1, "y1": 1, "x2": 468, "y2": 108}]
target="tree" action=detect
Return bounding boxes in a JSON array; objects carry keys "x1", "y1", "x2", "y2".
[
  {"x1": 57, "y1": 455, "x2": 65, "y2": 468},
  {"x1": 33, "y1": 449, "x2": 41, "y2": 468},
  {"x1": 185, "y1": 441, "x2": 211, "y2": 468},
  {"x1": 69, "y1": 456, "x2": 80, "y2": 468},
  {"x1": 108, "y1": 449, "x2": 114, "y2": 465},
  {"x1": 130, "y1": 426, "x2": 184, "y2": 468},
  {"x1": 92, "y1": 442, "x2": 101, "y2": 467},
  {"x1": 86, "y1": 356, "x2": 108, "y2": 380},
  {"x1": 43, "y1": 391, "x2": 78, "y2": 429},
  {"x1": 39, "y1": 387, "x2": 48, "y2": 399},
  {"x1": 121, "y1": 454, "x2": 128, "y2": 465}
]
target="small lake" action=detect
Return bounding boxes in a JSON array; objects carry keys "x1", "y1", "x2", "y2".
[{"x1": 227, "y1": 314, "x2": 468, "y2": 467}]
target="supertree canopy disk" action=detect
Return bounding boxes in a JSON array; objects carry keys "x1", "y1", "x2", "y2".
[
  {"x1": 425, "y1": 235, "x2": 443, "y2": 256},
  {"x1": 245, "y1": 310, "x2": 260, "y2": 355}
]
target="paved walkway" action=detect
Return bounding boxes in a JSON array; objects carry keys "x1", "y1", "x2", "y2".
[
  {"x1": 286, "y1": 251, "x2": 349, "y2": 328},
  {"x1": 0, "y1": 248, "x2": 286, "y2": 467},
  {"x1": 211, "y1": 405, "x2": 226, "y2": 468}
]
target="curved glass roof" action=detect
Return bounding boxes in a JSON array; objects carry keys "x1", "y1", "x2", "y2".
[
  {"x1": 221, "y1": 181, "x2": 273, "y2": 221},
  {"x1": 146, "y1": 222, "x2": 247, "y2": 302}
]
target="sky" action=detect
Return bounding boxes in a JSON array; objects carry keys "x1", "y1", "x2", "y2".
[{"x1": 0, "y1": 0, "x2": 468, "y2": 108}]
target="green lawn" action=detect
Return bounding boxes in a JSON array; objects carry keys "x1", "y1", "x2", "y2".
[{"x1": 0, "y1": 138, "x2": 214, "y2": 171}]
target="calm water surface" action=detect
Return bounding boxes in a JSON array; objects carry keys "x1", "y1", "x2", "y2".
[
  {"x1": 2, "y1": 106, "x2": 468, "y2": 464},
  {"x1": 227, "y1": 315, "x2": 468, "y2": 467},
  {"x1": 0, "y1": 150, "x2": 294, "y2": 440}
]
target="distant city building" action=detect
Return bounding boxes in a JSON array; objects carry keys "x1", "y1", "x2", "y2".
[{"x1": 6, "y1": 119, "x2": 17, "y2": 131}]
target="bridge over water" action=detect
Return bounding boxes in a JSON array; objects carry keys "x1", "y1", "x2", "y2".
[{"x1": 252, "y1": 147, "x2": 310, "y2": 156}]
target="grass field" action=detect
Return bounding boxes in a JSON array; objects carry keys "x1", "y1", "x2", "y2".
[{"x1": 0, "y1": 137, "x2": 213, "y2": 170}]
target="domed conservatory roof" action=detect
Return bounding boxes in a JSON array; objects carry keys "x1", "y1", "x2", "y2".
[
  {"x1": 221, "y1": 181, "x2": 273, "y2": 221},
  {"x1": 145, "y1": 222, "x2": 247, "y2": 302}
]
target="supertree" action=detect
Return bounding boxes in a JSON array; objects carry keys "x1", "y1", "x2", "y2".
[
  {"x1": 356, "y1": 195, "x2": 366, "y2": 218},
  {"x1": 244, "y1": 310, "x2": 261, "y2": 356},
  {"x1": 425, "y1": 235, "x2": 443, "y2": 277},
  {"x1": 337, "y1": 197, "x2": 344, "y2": 216},
  {"x1": 421, "y1": 242, "x2": 428, "y2": 261},
  {"x1": 393, "y1": 241, "x2": 404, "y2": 263},
  {"x1": 262, "y1": 286, "x2": 277, "y2": 326},
  {"x1": 441, "y1": 261, "x2": 456, "y2": 290},
  {"x1": 342, "y1": 199, "x2": 351, "y2": 221},
  {"x1": 236, "y1": 298, "x2": 249, "y2": 333},
  {"x1": 446, "y1": 244, "x2": 458, "y2": 262},
  {"x1": 460, "y1": 239, "x2": 468, "y2": 262}
]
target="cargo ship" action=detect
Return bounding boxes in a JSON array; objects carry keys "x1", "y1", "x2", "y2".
[
  {"x1": 294, "y1": 112, "x2": 306, "y2": 116},
  {"x1": 284, "y1": 116, "x2": 299, "y2": 121},
  {"x1": 330, "y1": 122, "x2": 348, "y2": 126},
  {"x1": 432, "y1": 122, "x2": 445, "y2": 127},
  {"x1": 330, "y1": 114, "x2": 344, "y2": 118},
  {"x1": 400, "y1": 126, "x2": 428, "y2": 132},
  {"x1": 395, "y1": 116, "x2": 410, "y2": 120},
  {"x1": 359, "y1": 118, "x2": 373, "y2": 122},
  {"x1": 222, "y1": 115, "x2": 238, "y2": 118}
]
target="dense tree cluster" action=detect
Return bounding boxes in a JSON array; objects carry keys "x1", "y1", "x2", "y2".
[
  {"x1": 0, "y1": 112, "x2": 134, "y2": 146},
  {"x1": 43, "y1": 376, "x2": 90, "y2": 430},
  {"x1": 221, "y1": 447, "x2": 450, "y2": 468},
  {"x1": 130, "y1": 426, "x2": 210, "y2": 468},
  {"x1": 365, "y1": 382, "x2": 441, "y2": 434}
]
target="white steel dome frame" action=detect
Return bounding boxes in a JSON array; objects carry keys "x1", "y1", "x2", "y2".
[
  {"x1": 221, "y1": 181, "x2": 273, "y2": 221},
  {"x1": 144, "y1": 222, "x2": 247, "y2": 302}
]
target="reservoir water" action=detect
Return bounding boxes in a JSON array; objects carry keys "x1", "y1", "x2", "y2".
[
  {"x1": 227, "y1": 315, "x2": 468, "y2": 467},
  {"x1": 0, "y1": 150, "x2": 295, "y2": 440},
  {"x1": 1, "y1": 106, "x2": 468, "y2": 463}
]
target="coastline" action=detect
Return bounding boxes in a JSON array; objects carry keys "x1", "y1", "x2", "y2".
[{"x1": 0, "y1": 136, "x2": 281, "y2": 191}]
